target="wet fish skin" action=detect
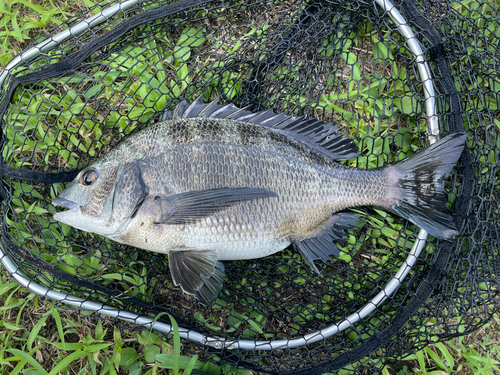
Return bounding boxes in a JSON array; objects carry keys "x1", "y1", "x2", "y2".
[
  {"x1": 56, "y1": 118, "x2": 383, "y2": 256},
  {"x1": 53, "y1": 98, "x2": 466, "y2": 305}
]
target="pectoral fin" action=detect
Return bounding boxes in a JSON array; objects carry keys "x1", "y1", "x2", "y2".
[
  {"x1": 155, "y1": 187, "x2": 277, "y2": 225},
  {"x1": 293, "y1": 212, "x2": 360, "y2": 274},
  {"x1": 168, "y1": 250, "x2": 225, "y2": 306}
]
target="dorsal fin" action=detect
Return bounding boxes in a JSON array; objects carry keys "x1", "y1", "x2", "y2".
[{"x1": 160, "y1": 95, "x2": 359, "y2": 161}]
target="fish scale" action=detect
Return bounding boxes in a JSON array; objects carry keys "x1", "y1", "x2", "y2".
[
  {"x1": 53, "y1": 97, "x2": 466, "y2": 305},
  {"x1": 118, "y1": 133, "x2": 389, "y2": 255}
]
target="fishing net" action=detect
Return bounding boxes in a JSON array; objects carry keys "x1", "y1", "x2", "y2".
[{"x1": 0, "y1": 0, "x2": 497, "y2": 373}]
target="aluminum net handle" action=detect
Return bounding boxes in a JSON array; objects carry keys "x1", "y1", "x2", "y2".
[{"x1": 0, "y1": 0, "x2": 438, "y2": 351}]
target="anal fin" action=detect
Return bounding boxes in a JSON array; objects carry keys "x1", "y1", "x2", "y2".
[
  {"x1": 293, "y1": 212, "x2": 360, "y2": 274},
  {"x1": 168, "y1": 250, "x2": 225, "y2": 306}
]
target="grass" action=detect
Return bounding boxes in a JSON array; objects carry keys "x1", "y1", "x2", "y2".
[
  {"x1": 1, "y1": 271, "x2": 500, "y2": 375},
  {"x1": 0, "y1": 269, "x2": 252, "y2": 375},
  {"x1": 0, "y1": 0, "x2": 498, "y2": 374}
]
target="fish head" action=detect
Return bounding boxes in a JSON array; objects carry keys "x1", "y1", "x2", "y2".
[{"x1": 52, "y1": 160, "x2": 121, "y2": 236}]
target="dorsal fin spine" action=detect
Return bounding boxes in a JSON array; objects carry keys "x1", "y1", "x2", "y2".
[
  {"x1": 197, "y1": 96, "x2": 222, "y2": 117},
  {"x1": 163, "y1": 96, "x2": 359, "y2": 161},
  {"x1": 247, "y1": 109, "x2": 275, "y2": 124},
  {"x1": 208, "y1": 104, "x2": 233, "y2": 118}
]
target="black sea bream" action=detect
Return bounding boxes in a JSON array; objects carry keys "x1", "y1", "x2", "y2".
[{"x1": 53, "y1": 96, "x2": 466, "y2": 305}]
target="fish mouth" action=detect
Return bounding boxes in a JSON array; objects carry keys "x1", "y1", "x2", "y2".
[{"x1": 52, "y1": 197, "x2": 80, "y2": 211}]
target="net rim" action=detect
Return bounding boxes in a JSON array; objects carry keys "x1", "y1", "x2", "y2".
[{"x1": 0, "y1": 0, "x2": 441, "y2": 352}]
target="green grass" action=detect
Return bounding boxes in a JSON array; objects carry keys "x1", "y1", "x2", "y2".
[
  {"x1": 0, "y1": 0, "x2": 498, "y2": 374},
  {"x1": 0, "y1": 270, "x2": 252, "y2": 375},
  {"x1": 1, "y1": 270, "x2": 500, "y2": 375}
]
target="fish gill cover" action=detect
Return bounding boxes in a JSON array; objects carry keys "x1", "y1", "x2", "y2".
[{"x1": 0, "y1": 0, "x2": 497, "y2": 374}]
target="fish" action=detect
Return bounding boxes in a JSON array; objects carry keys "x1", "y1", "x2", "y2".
[{"x1": 52, "y1": 95, "x2": 466, "y2": 305}]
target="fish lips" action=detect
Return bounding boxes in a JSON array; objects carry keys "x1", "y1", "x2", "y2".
[{"x1": 52, "y1": 197, "x2": 80, "y2": 221}]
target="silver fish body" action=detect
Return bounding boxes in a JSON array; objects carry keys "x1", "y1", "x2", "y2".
[
  {"x1": 111, "y1": 119, "x2": 386, "y2": 257},
  {"x1": 53, "y1": 97, "x2": 466, "y2": 305}
]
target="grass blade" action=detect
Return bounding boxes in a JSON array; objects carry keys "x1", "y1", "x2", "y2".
[
  {"x1": 27, "y1": 310, "x2": 50, "y2": 350},
  {"x1": 9, "y1": 360, "x2": 27, "y2": 375},
  {"x1": 156, "y1": 354, "x2": 204, "y2": 370},
  {"x1": 435, "y1": 342, "x2": 454, "y2": 370},
  {"x1": 168, "y1": 314, "x2": 180, "y2": 375},
  {"x1": 47, "y1": 350, "x2": 88, "y2": 375},
  {"x1": 6, "y1": 349, "x2": 49, "y2": 375},
  {"x1": 11, "y1": 13, "x2": 24, "y2": 42},
  {"x1": 50, "y1": 307, "x2": 65, "y2": 345},
  {"x1": 183, "y1": 354, "x2": 199, "y2": 375},
  {"x1": 416, "y1": 350, "x2": 428, "y2": 375},
  {"x1": 11, "y1": 0, "x2": 45, "y2": 14},
  {"x1": 0, "y1": 281, "x2": 19, "y2": 296}
]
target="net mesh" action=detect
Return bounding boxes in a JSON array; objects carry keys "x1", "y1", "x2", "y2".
[{"x1": 0, "y1": 0, "x2": 498, "y2": 373}]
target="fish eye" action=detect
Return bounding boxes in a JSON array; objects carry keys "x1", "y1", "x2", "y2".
[{"x1": 81, "y1": 169, "x2": 99, "y2": 186}]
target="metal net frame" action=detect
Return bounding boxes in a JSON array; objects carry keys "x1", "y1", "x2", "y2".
[{"x1": 0, "y1": 0, "x2": 497, "y2": 373}]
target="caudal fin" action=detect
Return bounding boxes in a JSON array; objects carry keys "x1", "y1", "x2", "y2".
[{"x1": 387, "y1": 133, "x2": 466, "y2": 240}]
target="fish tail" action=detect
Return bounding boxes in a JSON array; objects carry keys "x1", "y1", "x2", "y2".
[{"x1": 386, "y1": 133, "x2": 466, "y2": 240}]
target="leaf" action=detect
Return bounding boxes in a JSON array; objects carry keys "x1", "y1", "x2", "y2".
[
  {"x1": 0, "y1": 281, "x2": 19, "y2": 296},
  {"x1": 140, "y1": 331, "x2": 162, "y2": 346},
  {"x1": 435, "y1": 342, "x2": 455, "y2": 370},
  {"x1": 394, "y1": 96, "x2": 417, "y2": 115},
  {"x1": 177, "y1": 27, "x2": 206, "y2": 48},
  {"x1": 11, "y1": 14, "x2": 25, "y2": 42},
  {"x1": 21, "y1": 20, "x2": 44, "y2": 29},
  {"x1": 425, "y1": 346, "x2": 451, "y2": 371},
  {"x1": 183, "y1": 354, "x2": 200, "y2": 375},
  {"x1": 415, "y1": 350, "x2": 428, "y2": 375},
  {"x1": 22, "y1": 371, "x2": 42, "y2": 375},
  {"x1": 6, "y1": 349, "x2": 48, "y2": 375},
  {"x1": 113, "y1": 327, "x2": 122, "y2": 369},
  {"x1": 83, "y1": 343, "x2": 112, "y2": 353},
  {"x1": 173, "y1": 27, "x2": 206, "y2": 62},
  {"x1": 11, "y1": 0, "x2": 45, "y2": 15},
  {"x1": 143, "y1": 344, "x2": 160, "y2": 363},
  {"x1": 83, "y1": 0, "x2": 98, "y2": 9},
  {"x1": 155, "y1": 354, "x2": 204, "y2": 370},
  {"x1": 95, "y1": 320, "x2": 104, "y2": 340},
  {"x1": 372, "y1": 38, "x2": 390, "y2": 60},
  {"x1": 129, "y1": 366, "x2": 143, "y2": 375},
  {"x1": 84, "y1": 84, "x2": 104, "y2": 99},
  {"x1": 247, "y1": 318, "x2": 265, "y2": 334},
  {"x1": 176, "y1": 63, "x2": 190, "y2": 87},
  {"x1": 173, "y1": 46, "x2": 191, "y2": 61},
  {"x1": 227, "y1": 314, "x2": 243, "y2": 329},
  {"x1": 47, "y1": 351, "x2": 88, "y2": 375},
  {"x1": 50, "y1": 342, "x2": 83, "y2": 351},
  {"x1": 168, "y1": 314, "x2": 181, "y2": 375},
  {"x1": 27, "y1": 311, "x2": 50, "y2": 350},
  {"x1": 3, "y1": 321, "x2": 24, "y2": 330},
  {"x1": 119, "y1": 347, "x2": 139, "y2": 368}
]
